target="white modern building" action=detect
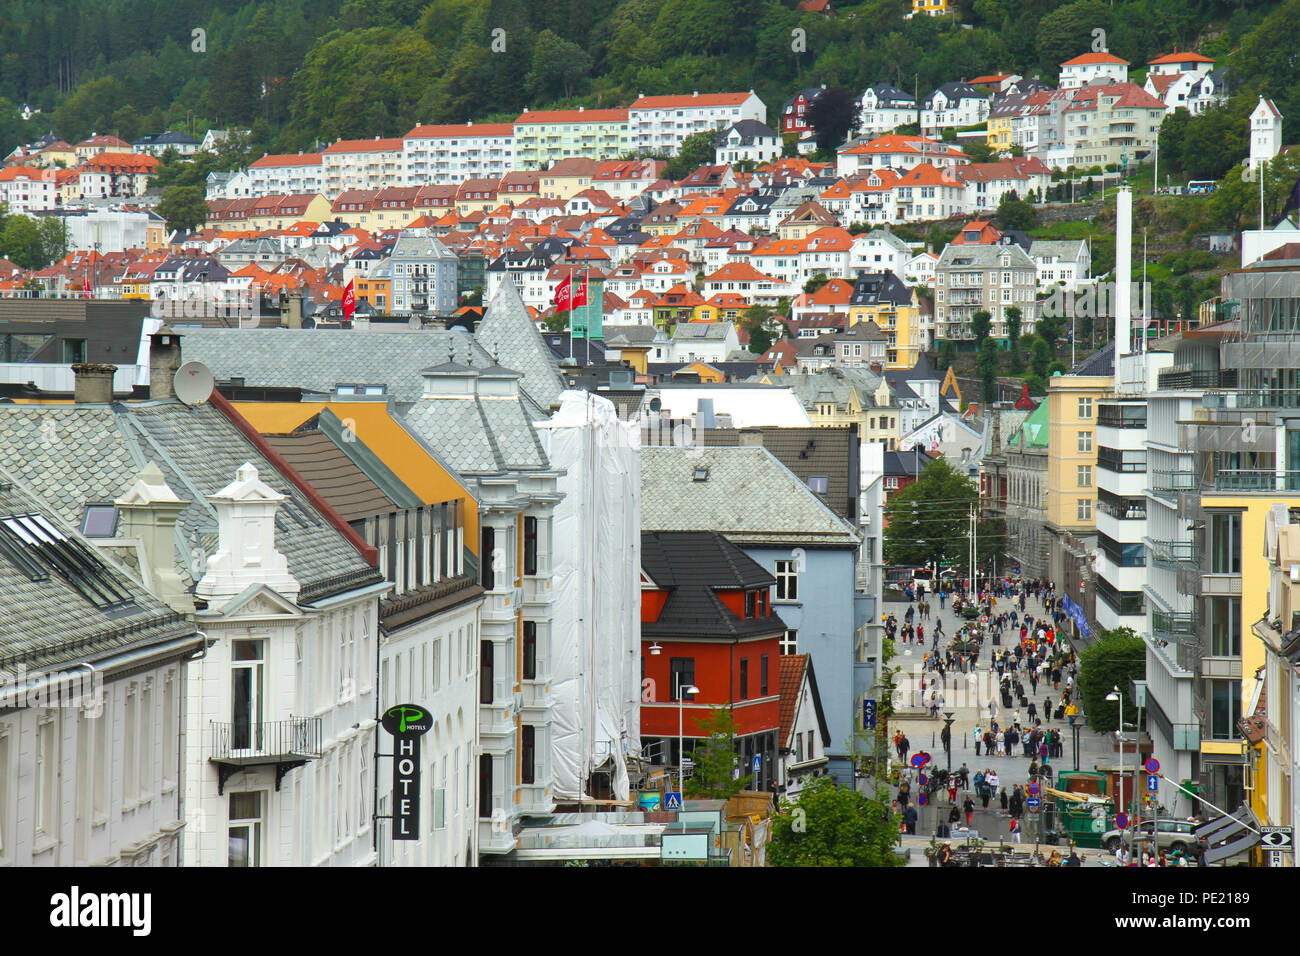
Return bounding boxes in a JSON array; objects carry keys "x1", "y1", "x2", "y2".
[
  {"x1": 402, "y1": 123, "x2": 516, "y2": 187},
  {"x1": 247, "y1": 153, "x2": 325, "y2": 196},
  {"x1": 628, "y1": 91, "x2": 767, "y2": 156}
]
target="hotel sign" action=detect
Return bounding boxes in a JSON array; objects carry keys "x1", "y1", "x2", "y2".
[{"x1": 382, "y1": 704, "x2": 432, "y2": 841}]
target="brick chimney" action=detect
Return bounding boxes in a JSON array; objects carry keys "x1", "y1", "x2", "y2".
[
  {"x1": 149, "y1": 325, "x2": 183, "y2": 400},
  {"x1": 72, "y1": 363, "x2": 117, "y2": 403}
]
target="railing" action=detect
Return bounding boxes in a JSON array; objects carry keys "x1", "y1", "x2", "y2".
[
  {"x1": 1096, "y1": 446, "x2": 1146, "y2": 473},
  {"x1": 1156, "y1": 366, "x2": 1234, "y2": 391},
  {"x1": 210, "y1": 717, "x2": 323, "y2": 761},
  {"x1": 1146, "y1": 538, "x2": 1198, "y2": 569},
  {"x1": 1152, "y1": 610, "x2": 1196, "y2": 643},
  {"x1": 1150, "y1": 470, "x2": 1197, "y2": 499},
  {"x1": 1211, "y1": 469, "x2": 1300, "y2": 492},
  {"x1": 1201, "y1": 387, "x2": 1300, "y2": 410},
  {"x1": 1097, "y1": 404, "x2": 1147, "y2": 428}
]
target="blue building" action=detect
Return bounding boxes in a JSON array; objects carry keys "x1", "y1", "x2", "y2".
[{"x1": 640, "y1": 445, "x2": 866, "y2": 785}]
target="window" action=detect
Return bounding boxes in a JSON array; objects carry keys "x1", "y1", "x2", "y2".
[
  {"x1": 745, "y1": 590, "x2": 757, "y2": 618},
  {"x1": 523, "y1": 516, "x2": 538, "y2": 575},
  {"x1": 479, "y1": 641, "x2": 494, "y2": 704},
  {"x1": 521, "y1": 725, "x2": 536, "y2": 785},
  {"x1": 669, "y1": 657, "x2": 696, "y2": 700},
  {"x1": 885, "y1": 476, "x2": 899, "y2": 489},
  {"x1": 81, "y1": 504, "x2": 119, "y2": 537},
  {"x1": 807, "y1": 475, "x2": 829, "y2": 494},
  {"x1": 1076, "y1": 498, "x2": 1093, "y2": 521},
  {"x1": 228, "y1": 791, "x2": 264, "y2": 867},
  {"x1": 1208, "y1": 512, "x2": 1241, "y2": 574},
  {"x1": 1078, "y1": 397, "x2": 1093, "y2": 419},
  {"x1": 139, "y1": 682, "x2": 152, "y2": 801},
  {"x1": 774, "y1": 559, "x2": 799, "y2": 601},
  {"x1": 35, "y1": 715, "x2": 59, "y2": 844},
  {"x1": 231, "y1": 640, "x2": 264, "y2": 751},
  {"x1": 481, "y1": 525, "x2": 495, "y2": 590},
  {"x1": 761, "y1": 655, "x2": 769, "y2": 696},
  {"x1": 1077, "y1": 465, "x2": 1092, "y2": 488},
  {"x1": 478, "y1": 755, "x2": 493, "y2": 818},
  {"x1": 1077, "y1": 430, "x2": 1092, "y2": 453},
  {"x1": 780, "y1": 630, "x2": 798, "y2": 655},
  {"x1": 739, "y1": 659, "x2": 749, "y2": 699},
  {"x1": 523, "y1": 621, "x2": 537, "y2": 680},
  {"x1": 1207, "y1": 596, "x2": 1241, "y2": 657},
  {"x1": 62, "y1": 338, "x2": 86, "y2": 363},
  {"x1": 1208, "y1": 679, "x2": 1242, "y2": 740},
  {"x1": 359, "y1": 737, "x2": 371, "y2": 835}
]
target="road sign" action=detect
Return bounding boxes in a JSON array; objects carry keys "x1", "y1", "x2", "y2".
[
  {"x1": 664, "y1": 791, "x2": 683, "y2": 811},
  {"x1": 911, "y1": 753, "x2": 926, "y2": 768},
  {"x1": 1145, "y1": 757, "x2": 1160, "y2": 774},
  {"x1": 1027, "y1": 782, "x2": 1040, "y2": 796},
  {"x1": 1147, "y1": 773, "x2": 1159, "y2": 792},
  {"x1": 752, "y1": 754, "x2": 762, "y2": 773},
  {"x1": 1115, "y1": 812, "x2": 1129, "y2": 829},
  {"x1": 864, "y1": 699, "x2": 877, "y2": 729},
  {"x1": 921, "y1": 751, "x2": 931, "y2": 766},
  {"x1": 917, "y1": 792, "x2": 928, "y2": 806},
  {"x1": 918, "y1": 773, "x2": 928, "y2": 787},
  {"x1": 1260, "y1": 827, "x2": 1293, "y2": 849},
  {"x1": 1026, "y1": 796, "x2": 1041, "y2": 809}
]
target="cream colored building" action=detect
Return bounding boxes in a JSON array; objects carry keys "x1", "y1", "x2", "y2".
[{"x1": 1045, "y1": 366, "x2": 1112, "y2": 592}]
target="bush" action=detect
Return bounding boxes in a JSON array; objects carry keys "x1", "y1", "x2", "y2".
[
  {"x1": 1024, "y1": 373, "x2": 1046, "y2": 395},
  {"x1": 1048, "y1": 360, "x2": 1067, "y2": 375}
]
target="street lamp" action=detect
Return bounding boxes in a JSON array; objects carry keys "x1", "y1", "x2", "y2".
[
  {"x1": 678, "y1": 684, "x2": 700, "y2": 796},
  {"x1": 941, "y1": 711, "x2": 955, "y2": 777},
  {"x1": 1105, "y1": 685, "x2": 1125, "y2": 821}
]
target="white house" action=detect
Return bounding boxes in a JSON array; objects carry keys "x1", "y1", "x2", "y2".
[
  {"x1": 715, "y1": 120, "x2": 782, "y2": 165},
  {"x1": 666, "y1": 321, "x2": 741, "y2": 364},
  {"x1": 628, "y1": 91, "x2": 767, "y2": 156},
  {"x1": 954, "y1": 156, "x2": 1054, "y2": 211},
  {"x1": 921, "y1": 82, "x2": 990, "y2": 136},
  {"x1": 850, "y1": 228, "x2": 911, "y2": 279},
  {"x1": 858, "y1": 84, "x2": 918, "y2": 136},
  {"x1": 0, "y1": 165, "x2": 56, "y2": 214},
  {"x1": 247, "y1": 153, "x2": 324, "y2": 196},
  {"x1": 1058, "y1": 51, "x2": 1129, "y2": 90},
  {"x1": 776, "y1": 654, "x2": 832, "y2": 800},
  {"x1": 1250, "y1": 97, "x2": 1284, "y2": 171}
]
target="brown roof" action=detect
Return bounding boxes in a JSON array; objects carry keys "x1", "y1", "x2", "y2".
[
  {"x1": 263, "y1": 429, "x2": 396, "y2": 523},
  {"x1": 779, "y1": 654, "x2": 808, "y2": 748}
]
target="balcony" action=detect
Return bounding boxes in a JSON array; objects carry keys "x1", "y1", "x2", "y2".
[
  {"x1": 1150, "y1": 470, "x2": 1197, "y2": 499},
  {"x1": 1156, "y1": 365, "x2": 1235, "y2": 391},
  {"x1": 1152, "y1": 609, "x2": 1195, "y2": 643},
  {"x1": 209, "y1": 717, "x2": 323, "y2": 795},
  {"x1": 1146, "y1": 538, "x2": 1198, "y2": 569},
  {"x1": 1212, "y1": 469, "x2": 1300, "y2": 492}
]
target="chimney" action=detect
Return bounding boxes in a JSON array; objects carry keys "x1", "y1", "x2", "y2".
[
  {"x1": 149, "y1": 325, "x2": 183, "y2": 400},
  {"x1": 696, "y1": 397, "x2": 715, "y2": 429},
  {"x1": 72, "y1": 362, "x2": 117, "y2": 403},
  {"x1": 196, "y1": 462, "x2": 300, "y2": 604},
  {"x1": 116, "y1": 462, "x2": 194, "y2": 613},
  {"x1": 869, "y1": 361, "x2": 883, "y2": 374}
]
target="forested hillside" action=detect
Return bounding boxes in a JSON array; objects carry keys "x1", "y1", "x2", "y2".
[{"x1": 0, "y1": 0, "x2": 1294, "y2": 177}]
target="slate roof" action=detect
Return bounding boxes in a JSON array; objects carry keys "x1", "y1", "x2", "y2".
[
  {"x1": 640, "y1": 530, "x2": 786, "y2": 640},
  {"x1": 0, "y1": 470, "x2": 196, "y2": 672},
  {"x1": 701, "y1": 425, "x2": 857, "y2": 520},
  {"x1": 180, "y1": 327, "x2": 493, "y2": 405},
  {"x1": 640, "y1": 446, "x2": 860, "y2": 547},
  {"x1": 0, "y1": 401, "x2": 380, "y2": 603},
  {"x1": 474, "y1": 278, "x2": 566, "y2": 411},
  {"x1": 1071, "y1": 341, "x2": 1114, "y2": 377}
]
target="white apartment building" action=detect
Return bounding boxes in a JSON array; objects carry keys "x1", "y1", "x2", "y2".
[
  {"x1": 921, "y1": 82, "x2": 990, "y2": 135},
  {"x1": 932, "y1": 241, "x2": 1038, "y2": 339},
  {"x1": 402, "y1": 123, "x2": 515, "y2": 187},
  {"x1": 247, "y1": 153, "x2": 325, "y2": 196},
  {"x1": 1058, "y1": 51, "x2": 1129, "y2": 90},
  {"x1": 628, "y1": 91, "x2": 767, "y2": 156},
  {"x1": 1249, "y1": 97, "x2": 1284, "y2": 171},
  {"x1": 0, "y1": 166, "x2": 56, "y2": 214},
  {"x1": 323, "y1": 138, "x2": 405, "y2": 196}
]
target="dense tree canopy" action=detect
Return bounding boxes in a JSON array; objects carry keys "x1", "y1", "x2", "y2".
[
  {"x1": 1077, "y1": 627, "x2": 1145, "y2": 734},
  {"x1": 883, "y1": 457, "x2": 978, "y2": 569},
  {"x1": 768, "y1": 777, "x2": 903, "y2": 867}
]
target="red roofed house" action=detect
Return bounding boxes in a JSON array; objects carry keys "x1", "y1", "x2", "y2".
[
  {"x1": 628, "y1": 91, "x2": 767, "y2": 156},
  {"x1": 1058, "y1": 51, "x2": 1129, "y2": 89},
  {"x1": 776, "y1": 654, "x2": 831, "y2": 798},
  {"x1": 888, "y1": 162, "x2": 966, "y2": 222},
  {"x1": 402, "y1": 122, "x2": 516, "y2": 186},
  {"x1": 0, "y1": 165, "x2": 56, "y2": 213},
  {"x1": 836, "y1": 134, "x2": 969, "y2": 177},
  {"x1": 79, "y1": 152, "x2": 160, "y2": 199}
]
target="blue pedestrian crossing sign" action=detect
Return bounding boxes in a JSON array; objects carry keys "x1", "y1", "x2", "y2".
[
  {"x1": 1146, "y1": 774, "x2": 1159, "y2": 792},
  {"x1": 752, "y1": 754, "x2": 762, "y2": 773},
  {"x1": 664, "y1": 791, "x2": 683, "y2": 810}
]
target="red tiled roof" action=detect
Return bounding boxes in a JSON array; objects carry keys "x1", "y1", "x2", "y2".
[
  {"x1": 323, "y1": 138, "x2": 403, "y2": 153},
  {"x1": 1148, "y1": 51, "x2": 1214, "y2": 65},
  {"x1": 250, "y1": 152, "x2": 323, "y2": 168},
  {"x1": 779, "y1": 654, "x2": 808, "y2": 747},
  {"x1": 515, "y1": 108, "x2": 628, "y2": 124},
  {"x1": 630, "y1": 92, "x2": 755, "y2": 109},
  {"x1": 404, "y1": 123, "x2": 515, "y2": 139},
  {"x1": 1061, "y1": 52, "x2": 1129, "y2": 66}
]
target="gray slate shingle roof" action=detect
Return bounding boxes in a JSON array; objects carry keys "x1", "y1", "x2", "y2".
[
  {"x1": 180, "y1": 327, "x2": 493, "y2": 405},
  {"x1": 640, "y1": 446, "x2": 860, "y2": 546},
  {"x1": 0, "y1": 401, "x2": 379, "y2": 601},
  {"x1": 473, "y1": 279, "x2": 566, "y2": 412},
  {"x1": 400, "y1": 389, "x2": 550, "y2": 475},
  {"x1": 0, "y1": 470, "x2": 194, "y2": 671}
]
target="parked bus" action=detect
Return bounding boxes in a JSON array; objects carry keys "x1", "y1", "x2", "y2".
[{"x1": 1185, "y1": 180, "x2": 1216, "y2": 195}]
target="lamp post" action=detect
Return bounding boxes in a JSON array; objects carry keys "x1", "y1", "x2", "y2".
[
  {"x1": 678, "y1": 684, "x2": 700, "y2": 796},
  {"x1": 1105, "y1": 685, "x2": 1126, "y2": 845}
]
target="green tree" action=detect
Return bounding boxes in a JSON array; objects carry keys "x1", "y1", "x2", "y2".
[
  {"x1": 1005, "y1": 305, "x2": 1022, "y2": 350},
  {"x1": 35, "y1": 216, "x2": 69, "y2": 268},
  {"x1": 803, "y1": 273, "x2": 830, "y2": 294},
  {"x1": 741, "y1": 302, "x2": 777, "y2": 354},
  {"x1": 995, "y1": 190, "x2": 1036, "y2": 231},
  {"x1": 1, "y1": 215, "x2": 42, "y2": 269},
  {"x1": 977, "y1": 336, "x2": 1000, "y2": 405},
  {"x1": 936, "y1": 338, "x2": 957, "y2": 372},
  {"x1": 1030, "y1": 337, "x2": 1051, "y2": 379},
  {"x1": 156, "y1": 185, "x2": 210, "y2": 233},
  {"x1": 768, "y1": 777, "x2": 902, "y2": 867},
  {"x1": 543, "y1": 309, "x2": 568, "y2": 332},
  {"x1": 884, "y1": 457, "x2": 978, "y2": 568},
  {"x1": 970, "y1": 308, "x2": 992, "y2": 342},
  {"x1": 803, "y1": 85, "x2": 859, "y2": 153},
  {"x1": 1077, "y1": 627, "x2": 1145, "y2": 734},
  {"x1": 1024, "y1": 372, "x2": 1046, "y2": 395},
  {"x1": 1035, "y1": 313, "x2": 1064, "y2": 351},
  {"x1": 684, "y1": 706, "x2": 751, "y2": 799},
  {"x1": 524, "y1": 29, "x2": 593, "y2": 102},
  {"x1": 665, "y1": 129, "x2": 721, "y2": 180}
]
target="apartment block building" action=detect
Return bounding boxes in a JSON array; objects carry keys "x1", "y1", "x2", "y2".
[
  {"x1": 932, "y1": 241, "x2": 1038, "y2": 340},
  {"x1": 402, "y1": 123, "x2": 516, "y2": 186},
  {"x1": 627, "y1": 91, "x2": 767, "y2": 156},
  {"x1": 247, "y1": 153, "x2": 325, "y2": 196},
  {"x1": 513, "y1": 108, "x2": 629, "y2": 169},
  {"x1": 322, "y1": 137, "x2": 405, "y2": 196}
]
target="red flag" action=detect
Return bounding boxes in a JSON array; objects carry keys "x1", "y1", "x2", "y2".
[
  {"x1": 342, "y1": 279, "x2": 356, "y2": 321},
  {"x1": 571, "y1": 274, "x2": 588, "y2": 309},
  {"x1": 553, "y1": 273, "x2": 572, "y2": 310}
]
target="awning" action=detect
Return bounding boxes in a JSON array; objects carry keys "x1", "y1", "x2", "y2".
[{"x1": 1194, "y1": 804, "x2": 1262, "y2": 865}]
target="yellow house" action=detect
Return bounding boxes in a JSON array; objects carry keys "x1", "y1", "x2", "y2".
[
  {"x1": 1045, "y1": 370, "x2": 1112, "y2": 589},
  {"x1": 847, "y1": 286, "x2": 927, "y2": 369},
  {"x1": 538, "y1": 157, "x2": 600, "y2": 201},
  {"x1": 761, "y1": 370, "x2": 901, "y2": 448},
  {"x1": 911, "y1": 0, "x2": 951, "y2": 15},
  {"x1": 244, "y1": 193, "x2": 332, "y2": 232}
]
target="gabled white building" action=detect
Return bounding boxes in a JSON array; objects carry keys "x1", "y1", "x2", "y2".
[
  {"x1": 1250, "y1": 97, "x2": 1284, "y2": 170},
  {"x1": 858, "y1": 84, "x2": 918, "y2": 136},
  {"x1": 921, "y1": 82, "x2": 990, "y2": 136},
  {"x1": 1058, "y1": 51, "x2": 1129, "y2": 90}
]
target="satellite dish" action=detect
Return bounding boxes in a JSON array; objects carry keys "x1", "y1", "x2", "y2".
[
  {"x1": 648, "y1": 397, "x2": 662, "y2": 412},
  {"x1": 174, "y1": 361, "x2": 215, "y2": 406}
]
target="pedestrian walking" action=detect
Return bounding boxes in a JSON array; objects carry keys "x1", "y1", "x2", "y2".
[
  {"x1": 1009, "y1": 818, "x2": 1021, "y2": 843},
  {"x1": 963, "y1": 796, "x2": 975, "y2": 827},
  {"x1": 900, "y1": 734, "x2": 911, "y2": 766},
  {"x1": 999, "y1": 786, "x2": 1008, "y2": 811},
  {"x1": 903, "y1": 803, "x2": 918, "y2": 835}
]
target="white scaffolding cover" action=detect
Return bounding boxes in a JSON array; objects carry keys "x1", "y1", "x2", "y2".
[{"x1": 537, "y1": 391, "x2": 641, "y2": 802}]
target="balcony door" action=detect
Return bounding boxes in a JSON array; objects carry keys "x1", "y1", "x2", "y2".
[{"x1": 231, "y1": 640, "x2": 265, "y2": 752}]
